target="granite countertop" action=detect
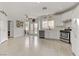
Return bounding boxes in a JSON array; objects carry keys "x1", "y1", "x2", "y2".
[{"x1": 60, "y1": 29, "x2": 72, "y2": 33}]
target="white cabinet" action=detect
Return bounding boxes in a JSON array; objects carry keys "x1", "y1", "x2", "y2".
[{"x1": 45, "y1": 30, "x2": 59, "y2": 39}]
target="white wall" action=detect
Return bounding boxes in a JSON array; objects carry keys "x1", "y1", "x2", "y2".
[
  {"x1": 60, "y1": 8, "x2": 74, "y2": 29},
  {"x1": 0, "y1": 13, "x2": 8, "y2": 44},
  {"x1": 70, "y1": 6, "x2": 79, "y2": 56}
]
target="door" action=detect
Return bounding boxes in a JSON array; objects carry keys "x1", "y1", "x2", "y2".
[
  {"x1": 24, "y1": 19, "x2": 39, "y2": 48},
  {"x1": 25, "y1": 19, "x2": 39, "y2": 37},
  {"x1": 8, "y1": 20, "x2": 14, "y2": 38}
]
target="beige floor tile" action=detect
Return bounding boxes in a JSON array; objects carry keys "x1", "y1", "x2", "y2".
[{"x1": 0, "y1": 36, "x2": 73, "y2": 56}]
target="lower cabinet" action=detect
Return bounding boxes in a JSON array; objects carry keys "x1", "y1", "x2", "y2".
[
  {"x1": 39, "y1": 30, "x2": 45, "y2": 38},
  {"x1": 45, "y1": 30, "x2": 59, "y2": 39}
]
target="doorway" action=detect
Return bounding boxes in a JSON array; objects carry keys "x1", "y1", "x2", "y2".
[
  {"x1": 24, "y1": 18, "x2": 39, "y2": 48},
  {"x1": 8, "y1": 20, "x2": 14, "y2": 38},
  {"x1": 25, "y1": 18, "x2": 39, "y2": 37}
]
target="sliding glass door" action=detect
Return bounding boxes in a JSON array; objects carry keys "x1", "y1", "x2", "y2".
[{"x1": 25, "y1": 19, "x2": 39, "y2": 37}]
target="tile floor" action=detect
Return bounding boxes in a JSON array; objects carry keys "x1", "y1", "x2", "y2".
[{"x1": 0, "y1": 36, "x2": 73, "y2": 56}]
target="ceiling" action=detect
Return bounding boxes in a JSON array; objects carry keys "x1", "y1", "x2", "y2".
[{"x1": 0, "y1": 2, "x2": 78, "y2": 19}]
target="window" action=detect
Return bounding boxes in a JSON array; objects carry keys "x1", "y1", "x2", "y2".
[
  {"x1": 42, "y1": 20, "x2": 54, "y2": 30},
  {"x1": 34, "y1": 23, "x2": 38, "y2": 34},
  {"x1": 48, "y1": 20, "x2": 54, "y2": 29},
  {"x1": 42, "y1": 20, "x2": 48, "y2": 29}
]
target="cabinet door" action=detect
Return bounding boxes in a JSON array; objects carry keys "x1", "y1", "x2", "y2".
[{"x1": 39, "y1": 30, "x2": 45, "y2": 38}]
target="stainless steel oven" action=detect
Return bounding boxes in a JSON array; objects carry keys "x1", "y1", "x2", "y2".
[{"x1": 60, "y1": 30, "x2": 71, "y2": 44}]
